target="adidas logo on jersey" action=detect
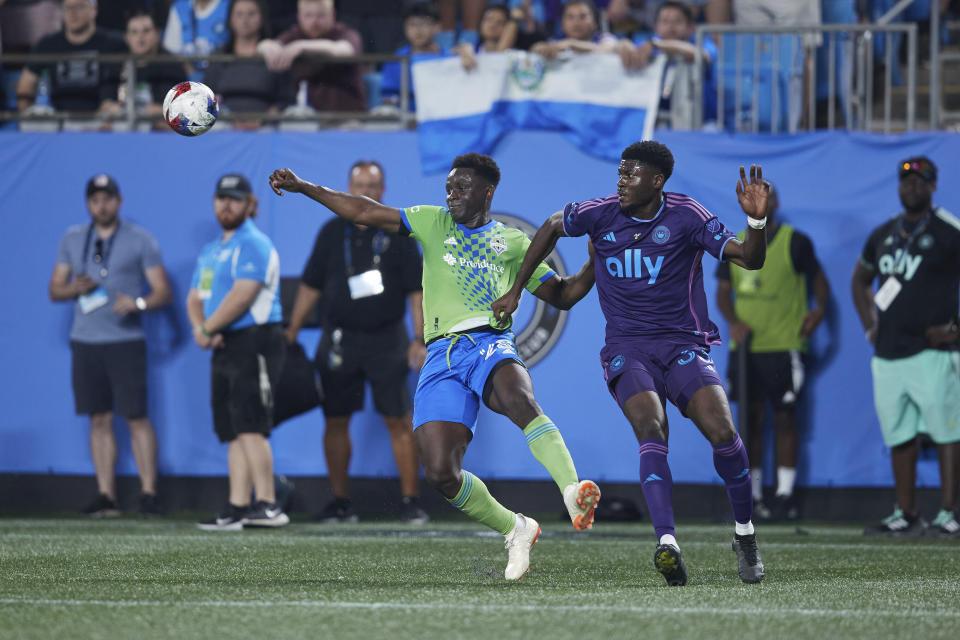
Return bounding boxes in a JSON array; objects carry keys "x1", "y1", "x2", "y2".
[
  {"x1": 444, "y1": 237, "x2": 458, "y2": 245},
  {"x1": 601, "y1": 232, "x2": 616, "y2": 242}
]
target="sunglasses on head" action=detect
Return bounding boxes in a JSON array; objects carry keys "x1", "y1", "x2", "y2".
[{"x1": 899, "y1": 160, "x2": 933, "y2": 176}]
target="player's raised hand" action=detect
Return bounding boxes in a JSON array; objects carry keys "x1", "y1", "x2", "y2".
[
  {"x1": 736, "y1": 164, "x2": 769, "y2": 220},
  {"x1": 491, "y1": 289, "x2": 521, "y2": 327},
  {"x1": 269, "y1": 168, "x2": 304, "y2": 196}
]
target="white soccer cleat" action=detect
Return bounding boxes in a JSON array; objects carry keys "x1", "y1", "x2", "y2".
[
  {"x1": 563, "y1": 480, "x2": 601, "y2": 530},
  {"x1": 503, "y1": 514, "x2": 540, "y2": 580}
]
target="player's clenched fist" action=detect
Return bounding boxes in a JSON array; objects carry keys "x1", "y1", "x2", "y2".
[{"x1": 269, "y1": 168, "x2": 305, "y2": 196}]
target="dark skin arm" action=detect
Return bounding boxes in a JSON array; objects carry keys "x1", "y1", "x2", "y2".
[
  {"x1": 800, "y1": 268, "x2": 830, "y2": 337},
  {"x1": 715, "y1": 279, "x2": 751, "y2": 344},
  {"x1": 268, "y1": 168, "x2": 404, "y2": 233},
  {"x1": 851, "y1": 262, "x2": 878, "y2": 344},
  {"x1": 721, "y1": 165, "x2": 769, "y2": 270},
  {"x1": 528, "y1": 240, "x2": 596, "y2": 312},
  {"x1": 493, "y1": 210, "x2": 566, "y2": 325}
]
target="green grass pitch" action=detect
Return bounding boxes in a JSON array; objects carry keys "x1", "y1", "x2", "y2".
[{"x1": 1, "y1": 517, "x2": 958, "y2": 639}]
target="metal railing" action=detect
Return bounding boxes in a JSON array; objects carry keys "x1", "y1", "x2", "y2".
[
  {"x1": 0, "y1": 52, "x2": 414, "y2": 129},
  {"x1": 693, "y1": 23, "x2": 919, "y2": 133}
]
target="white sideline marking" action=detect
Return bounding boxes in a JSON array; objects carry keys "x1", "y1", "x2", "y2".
[
  {"x1": 0, "y1": 532, "x2": 954, "y2": 553},
  {"x1": 0, "y1": 598, "x2": 957, "y2": 618}
]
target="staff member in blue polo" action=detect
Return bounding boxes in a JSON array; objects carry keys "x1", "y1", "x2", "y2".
[{"x1": 188, "y1": 173, "x2": 289, "y2": 531}]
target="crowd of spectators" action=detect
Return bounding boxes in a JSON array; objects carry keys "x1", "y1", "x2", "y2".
[{"x1": 1, "y1": 0, "x2": 955, "y2": 130}]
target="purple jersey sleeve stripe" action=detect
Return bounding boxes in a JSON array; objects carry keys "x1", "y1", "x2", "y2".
[
  {"x1": 674, "y1": 195, "x2": 713, "y2": 221},
  {"x1": 561, "y1": 202, "x2": 573, "y2": 236},
  {"x1": 718, "y1": 235, "x2": 735, "y2": 260},
  {"x1": 399, "y1": 208, "x2": 412, "y2": 232},
  {"x1": 687, "y1": 248, "x2": 706, "y2": 335}
]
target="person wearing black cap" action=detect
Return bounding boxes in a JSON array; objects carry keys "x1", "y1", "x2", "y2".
[
  {"x1": 852, "y1": 156, "x2": 960, "y2": 538},
  {"x1": 285, "y1": 160, "x2": 429, "y2": 524},
  {"x1": 189, "y1": 173, "x2": 289, "y2": 531},
  {"x1": 49, "y1": 173, "x2": 173, "y2": 517}
]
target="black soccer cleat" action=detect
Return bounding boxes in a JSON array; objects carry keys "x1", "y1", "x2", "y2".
[
  {"x1": 316, "y1": 498, "x2": 359, "y2": 523},
  {"x1": 80, "y1": 493, "x2": 120, "y2": 518},
  {"x1": 732, "y1": 534, "x2": 765, "y2": 584},
  {"x1": 137, "y1": 493, "x2": 163, "y2": 517},
  {"x1": 654, "y1": 543, "x2": 688, "y2": 586}
]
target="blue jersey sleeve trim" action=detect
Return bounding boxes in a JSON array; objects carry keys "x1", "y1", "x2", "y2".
[
  {"x1": 718, "y1": 235, "x2": 736, "y2": 261},
  {"x1": 539, "y1": 270, "x2": 556, "y2": 283},
  {"x1": 399, "y1": 208, "x2": 412, "y2": 232}
]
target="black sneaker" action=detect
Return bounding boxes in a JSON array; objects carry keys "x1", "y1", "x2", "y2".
[
  {"x1": 137, "y1": 493, "x2": 163, "y2": 517},
  {"x1": 197, "y1": 504, "x2": 248, "y2": 531},
  {"x1": 399, "y1": 496, "x2": 429, "y2": 524},
  {"x1": 80, "y1": 493, "x2": 120, "y2": 518},
  {"x1": 863, "y1": 508, "x2": 928, "y2": 537},
  {"x1": 653, "y1": 543, "x2": 688, "y2": 586},
  {"x1": 316, "y1": 498, "x2": 359, "y2": 523},
  {"x1": 772, "y1": 494, "x2": 799, "y2": 521},
  {"x1": 732, "y1": 533, "x2": 765, "y2": 583},
  {"x1": 243, "y1": 500, "x2": 290, "y2": 528}
]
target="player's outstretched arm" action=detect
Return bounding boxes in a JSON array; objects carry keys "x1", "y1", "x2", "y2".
[
  {"x1": 268, "y1": 168, "x2": 404, "y2": 233},
  {"x1": 492, "y1": 210, "x2": 565, "y2": 324},
  {"x1": 532, "y1": 239, "x2": 596, "y2": 310},
  {"x1": 722, "y1": 164, "x2": 768, "y2": 270}
]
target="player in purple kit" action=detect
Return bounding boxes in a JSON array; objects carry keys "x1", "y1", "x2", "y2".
[{"x1": 493, "y1": 141, "x2": 770, "y2": 585}]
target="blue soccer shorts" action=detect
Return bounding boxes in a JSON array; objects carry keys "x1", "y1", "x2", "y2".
[{"x1": 412, "y1": 329, "x2": 524, "y2": 432}]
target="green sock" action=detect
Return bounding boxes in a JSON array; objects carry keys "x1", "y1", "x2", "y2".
[
  {"x1": 523, "y1": 414, "x2": 578, "y2": 492},
  {"x1": 447, "y1": 471, "x2": 516, "y2": 535}
]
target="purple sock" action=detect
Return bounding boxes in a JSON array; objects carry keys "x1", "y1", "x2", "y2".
[
  {"x1": 638, "y1": 438, "x2": 675, "y2": 540},
  {"x1": 712, "y1": 434, "x2": 753, "y2": 524}
]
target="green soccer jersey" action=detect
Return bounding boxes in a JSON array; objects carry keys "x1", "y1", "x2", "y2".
[{"x1": 400, "y1": 205, "x2": 556, "y2": 343}]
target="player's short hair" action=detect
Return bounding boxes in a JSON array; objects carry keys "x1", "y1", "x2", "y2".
[
  {"x1": 404, "y1": 1, "x2": 439, "y2": 22},
  {"x1": 621, "y1": 141, "x2": 674, "y2": 181},
  {"x1": 349, "y1": 159, "x2": 385, "y2": 182},
  {"x1": 451, "y1": 153, "x2": 501, "y2": 188},
  {"x1": 656, "y1": 1, "x2": 694, "y2": 24}
]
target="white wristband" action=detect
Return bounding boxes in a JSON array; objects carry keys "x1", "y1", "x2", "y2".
[{"x1": 747, "y1": 216, "x2": 767, "y2": 230}]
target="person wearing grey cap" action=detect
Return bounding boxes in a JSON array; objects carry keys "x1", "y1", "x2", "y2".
[
  {"x1": 49, "y1": 173, "x2": 173, "y2": 517},
  {"x1": 189, "y1": 173, "x2": 289, "y2": 531},
  {"x1": 853, "y1": 156, "x2": 960, "y2": 538}
]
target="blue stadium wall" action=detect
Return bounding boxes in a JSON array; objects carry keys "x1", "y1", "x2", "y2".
[{"x1": 1, "y1": 129, "x2": 957, "y2": 489}]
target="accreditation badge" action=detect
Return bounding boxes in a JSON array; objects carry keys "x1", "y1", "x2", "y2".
[
  {"x1": 78, "y1": 286, "x2": 109, "y2": 314},
  {"x1": 198, "y1": 268, "x2": 214, "y2": 300},
  {"x1": 874, "y1": 276, "x2": 903, "y2": 312},
  {"x1": 347, "y1": 269, "x2": 384, "y2": 300}
]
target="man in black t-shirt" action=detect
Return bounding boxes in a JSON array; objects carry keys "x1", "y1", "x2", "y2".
[
  {"x1": 852, "y1": 156, "x2": 960, "y2": 538},
  {"x1": 286, "y1": 160, "x2": 429, "y2": 524},
  {"x1": 16, "y1": 0, "x2": 126, "y2": 118}
]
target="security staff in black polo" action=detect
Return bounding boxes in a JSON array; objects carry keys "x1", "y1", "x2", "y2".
[{"x1": 286, "y1": 160, "x2": 429, "y2": 524}]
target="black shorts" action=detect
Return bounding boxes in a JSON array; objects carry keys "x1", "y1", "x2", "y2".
[
  {"x1": 316, "y1": 322, "x2": 411, "y2": 418},
  {"x1": 211, "y1": 323, "x2": 285, "y2": 443},
  {"x1": 727, "y1": 349, "x2": 805, "y2": 411},
  {"x1": 71, "y1": 339, "x2": 148, "y2": 419}
]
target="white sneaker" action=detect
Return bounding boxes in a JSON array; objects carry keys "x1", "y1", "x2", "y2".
[
  {"x1": 563, "y1": 480, "x2": 601, "y2": 530},
  {"x1": 503, "y1": 514, "x2": 540, "y2": 580}
]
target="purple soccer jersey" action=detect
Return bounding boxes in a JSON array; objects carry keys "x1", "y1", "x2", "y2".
[{"x1": 563, "y1": 192, "x2": 736, "y2": 346}]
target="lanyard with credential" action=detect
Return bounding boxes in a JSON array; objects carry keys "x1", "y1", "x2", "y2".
[
  {"x1": 892, "y1": 212, "x2": 930, "y2": 273},
  {"x1": 344, "y1": 226, "x2": 385, "y2": 276},
  {"x1": 81, "y1": 221, "x2": 120, "y2": 278}
]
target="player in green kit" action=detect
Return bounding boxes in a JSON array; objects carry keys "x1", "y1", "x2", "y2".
[{"x1": 269, "y1": 154, "x2": 601, "y2": 580}]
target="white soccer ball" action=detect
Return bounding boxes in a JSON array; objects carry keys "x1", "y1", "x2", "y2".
[{"x1": 162, "y1": 81, "x2": 219, "y2": 136}]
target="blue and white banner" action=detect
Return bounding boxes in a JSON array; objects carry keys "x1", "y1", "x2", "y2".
[{"x1": 413, "y1": 52, "x2": 666, "y2": 173}]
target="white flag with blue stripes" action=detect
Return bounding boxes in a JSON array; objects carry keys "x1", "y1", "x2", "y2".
[{"x1": 413, "y1": 51, "x2": 666, "y2": 174}]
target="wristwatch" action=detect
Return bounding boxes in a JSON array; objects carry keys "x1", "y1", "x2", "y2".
[{"x1": 135, "y1": 296, "x2": 147, "y2": 311}]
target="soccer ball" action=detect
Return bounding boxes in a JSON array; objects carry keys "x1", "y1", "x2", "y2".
[{"x1": 163, "y1": 81, "x2": 219, "y2": 136}]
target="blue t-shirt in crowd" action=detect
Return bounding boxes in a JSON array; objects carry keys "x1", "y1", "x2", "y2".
[
  {"x1": 635, "y1": 33, "x2": 718, "y2": 123},
  {"x1": 56, "y1": 220, "x2": 163, "y2": 344},
  {"x1": 381, "y1": 45, "x2": 449, "y2": 112},
  {"x1": 162, "y1": 0, "x2": 230, "y2": 56},
  {"x1": 190, "y1": 218, "x2": 281, "y2": 331}
]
